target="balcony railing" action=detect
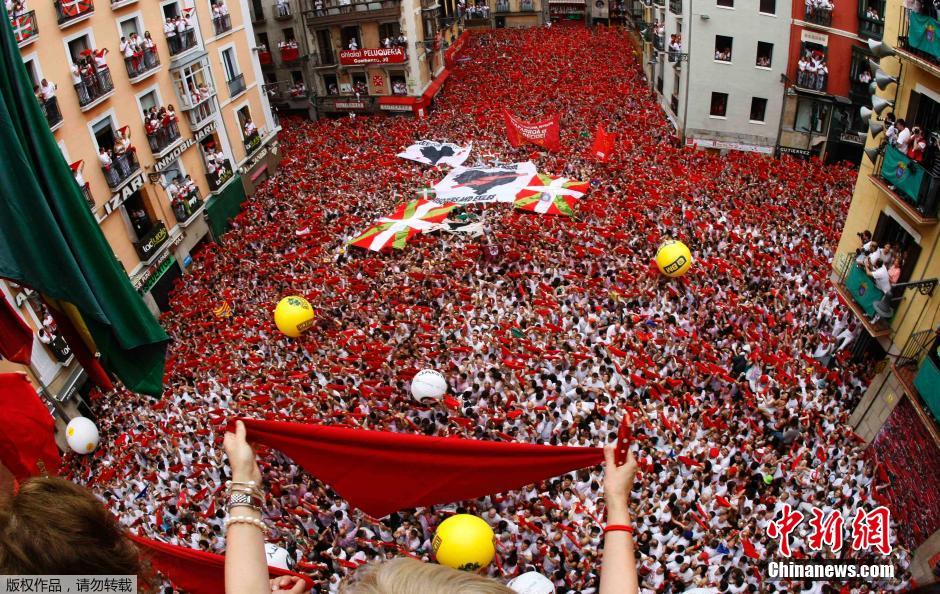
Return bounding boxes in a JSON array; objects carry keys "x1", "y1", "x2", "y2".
[
  {"x1": 668, "y1": 0, "x2": 680, "y2": 13},
  {"x1": 146, "y1": 119, "x2": 182, "y2": 154},
  {"x1": 495, "y1": 1, "x2": 509, "y2": 11},
  {"x1": 172, "y1": 189, "x2": 204, "y2": 223},
  {"x1": 874, "y1": 143, "x2": 940, "y2": 221},
  {"x1": 306, "y1": 0, "x2": 400, "y2": 21},
  {"x1": 124, "y1": 47, "x2": 160, "y2": 80},
  {"x1": 859, "y1": 15, "x2": 884, "y2": 39},
  {"x1": 795, "y1": 68, "x2": 827, "y2": 93},
  {"x1": 849, "y1": 79, "x2": 871, "y2": 103},
  {"x1": 259, "y1": 50, "x2": 273, "y2": 65},
  {"x1": 207, "y1": 159, "x2": 234, "y2": 192},
  {"x1": 280, "y1": 44, "x2": 301, "y2": 62},
  {"x1": 181, "y1": 94, "x2": 218, "y2": 128},
  {"x1": 40, "y1": 96, "x2": 63, "y2": 129},
  {"x1": 899, "y1": 10, "x2": 940, "y2": 70},
  {"x1": 804, "y1": 5, "x2": 831, "y2": 26},
  {"x1": 101, "y1": 151, "x2": 140, "y2": 189},
  {"x1": 55, "y1": 0, "x2": 94, "y2": 26},
  {"x1": 835, "y1": 256, "x2": 894, "y2": 325},
  {"x1": 74, "y1": 66, "x2": 114, "y2": 108},
  {"x1": 244, "y1": 130, "x2": 262, "y2": 155},
  {"x1": 11, "y1": 10, "x2": 39, "y2": 46},
  {"x1": 653, "y1": 33, "x2": 664, "y2": 51},
  {"x1": 79, "y1": 181, "x2": 95, "y2": 208},
  {"x1": 274, "y1": 2, "x2": 292, "y2": 18},
  {"x1": 227, "y1": 73, "x2": 246, "y2": 97},
  {"x1": 212, "y1": 13, "x2": 232, "y2": 35},
  {"x1": 167, "y1": 27, "x2": 197, "y2": 56}
]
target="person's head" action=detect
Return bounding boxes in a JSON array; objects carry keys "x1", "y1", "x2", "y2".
[
  {"x1": 0, "y1": 477, "x2": 153, "y2": 589},
  {"x1": 897, "y1": 118, "x2": 907, "y2": 129},
  {"x1": 340, "y1": 557, "x2": 514, "y2": 593}
]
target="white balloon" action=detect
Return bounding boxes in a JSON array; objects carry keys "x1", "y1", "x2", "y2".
[
  {"x1": 265, "y1": 543, "x2": 292, "y2": 570},
  {"x1": 410, "y1": 369, "x2": 447, "y2": 401},
  {"x1": 65, "y1": 417, "x2": 99, "y2": 455},
  {"x1": 507, "y1": 571, "x2": 555, "y2": 594}
]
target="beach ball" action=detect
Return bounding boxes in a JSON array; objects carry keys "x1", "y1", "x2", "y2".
[
  {"x1": 265, "y1": 543, "x2": 291, "y2": 570},
  {"x1": 508, "y1": 571, "x2": 556, "y2": 593},
  {"x1": 433, "y1": 514, "x2": 495, "y2": 571},
  {"x1": 65, "y1": 417, "x2": 99, "y2": 454},
  {"x1": 273, "y1": 296, "x2": 315, "y2": 338},
  {"x1": 411, "y1": 369, "x2": 447, "y2": 402},
  {"x1": 655, "y1": 240, "x2": 692, "y2": 278}
]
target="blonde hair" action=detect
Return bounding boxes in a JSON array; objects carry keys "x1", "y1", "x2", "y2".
[{"x1": 339, "y1": 557, "x2": 515, "y2": 594}]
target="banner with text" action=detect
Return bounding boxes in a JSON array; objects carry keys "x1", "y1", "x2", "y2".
[
  {"x1": 432, "y1": 162, "x2": 537, "y2": 204},
  {"x1": 503, "y1": 110, "x2": 561, "y2": 152},
  {"x1": 339, "y1": 48, "x2": 407, "y2": 66}
]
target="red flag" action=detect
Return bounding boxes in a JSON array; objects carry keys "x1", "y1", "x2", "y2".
[
  {"x1": 237, "y1": 419, "x2": 603, "y2": 517},
  {"x1": 503, "y1": 110, "x2": 561, "y2": 152},
  {"x1": 44, "y1": 302, "x2": 113, "y2": 391},
  {"x1": 0, "y1": 373, "x2": 60, "y2": 479},
  {"x1": 130, "y1": 535, "x2": 312, "y2": 594},
  {"x1": 589, "y1": 124, "x2": 616, "y2": 163},
  {"x1": 0, "y1": 294, "x2": 32, "y2": 365},
  {"x1": 742, "y1": 537, "x2": 761, "y2": 560}
]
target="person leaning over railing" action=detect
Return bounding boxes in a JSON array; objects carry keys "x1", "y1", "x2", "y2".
[{"x1": 222, "y1": 420, "x2": 640, "y2": 594}]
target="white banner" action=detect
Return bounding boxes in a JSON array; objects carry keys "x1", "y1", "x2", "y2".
[
  {"x1": 432, "y1": 162, "x2": 537, "y2": 204},
  {"x1": 397, "y1": 140, "x2": 472, "y2": 168}
]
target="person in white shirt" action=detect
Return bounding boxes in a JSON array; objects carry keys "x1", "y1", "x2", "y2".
[{"x1": 895, "y1": 118, "x2": 911, "y2": 153}]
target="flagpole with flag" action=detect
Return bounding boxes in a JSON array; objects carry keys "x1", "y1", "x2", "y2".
[{"x1": 0, "y1": 2, "x2": 169, "y2": 395}]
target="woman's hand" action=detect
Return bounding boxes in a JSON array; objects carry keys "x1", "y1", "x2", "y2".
[
  {"x1": 603, "y1": 444, "x2": 637, "y2": 501},
  {"x1": 269, "y1": 576, "x2": 307, "y2": 594},
  {"x1": 224, "y1": 420, "x2": 263, "y2": 484}
]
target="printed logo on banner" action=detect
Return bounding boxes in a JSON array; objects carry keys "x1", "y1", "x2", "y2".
[{"x1": 432, "y1": 162, "x2": 538, "y2": 204}]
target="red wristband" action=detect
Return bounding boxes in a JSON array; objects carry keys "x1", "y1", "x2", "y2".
[{"x1": 603, "y1": 524, "x2": 634, "y2": 534}]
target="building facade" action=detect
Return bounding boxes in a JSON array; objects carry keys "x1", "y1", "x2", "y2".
[
  {"x1": 641, "y1": 0, "x2": 790, "y2": 154},
  {"x1": 4, "y1": 0, "x2": 279, "y2": 413},
  {"x1": 249, "y1": 0, "x2": 316, "y2": 116},
  {"x1": 837, "y1": 0, "x2": 939, "y2": 579},
  {"x1": 776, "y1": 0, "x2": 882, "y2": 163}
]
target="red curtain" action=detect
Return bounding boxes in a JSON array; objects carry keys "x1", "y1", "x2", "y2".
[
  {"x1": 0, "y1": 373, "x2": 60, "y2": 479},
  {"x1": 239, "y1": 419, "x2": 604, "y2": 517},
  {"x1": 0, "y1": 293, "x2": 32, "y2": 365},
  {"x1": 130, "y1": 535, "x2": 314, "y2": 594}
]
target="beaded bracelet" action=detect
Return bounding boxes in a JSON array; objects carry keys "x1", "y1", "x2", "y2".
[{"x1": 225, "y1": 515, "x2": 267, "y2": 532}]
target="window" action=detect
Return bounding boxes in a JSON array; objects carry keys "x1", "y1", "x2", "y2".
[
  {"x1": 717, "y1": 0, "x2": 732, "y2": 7},
  {"x1": 794, "y1": 98, "x2": 830, "y2": 134},
  {"x1": 323, "y1": 73, "x2": 338, "y2": 95},
  {"x1": 849, "y1": 45, "x2": 875, "y2": 101},
  {"x1": 162, "y1": 2, "x2": 182, "y2": 19},
  {"x1": 123, "y1": 189, "x2": 155, "y2": 241},
  {"x1": 379, "y1": 22, "x2": 401, "y2": 42},
  {"x1": 139, "y1": 89, "x2": 158, "y2": 115},
  {"x1": 92, "y1": 116, "x2": 116, "y2": 151},
  {"x1": 341, "y1": 26, "x2": 359, "y2": 50},
  {"x1": 290, "y1": 70, "x2": 303, "y2": 84},
  {"x1": 351, "y1": 72, "x2": 368, "y2": 94},
  {"x1": 756, "y1": 41, "x2": 773, "y2": 68},
  {"x1": 714, "y1": 35, "x2": 732, "y2": 62},
  {"x1": 759, "y1": 0, "x2": 775, "y2": 13},
  {"x1": 316, "y1": 29, "x2": 334, "y2": 63},
  {"x1": 258, "y1": 32, "x2": 269, "y2": 48},
  {"x1": 710, "y1": 92, "x2": 728, "y2": 117},
  {"x1": 750, "y1": 97, "x2": 767, "y2": 122},
  {"x1": 907, "y1": 90, "x2": 940, "y2": 133},
  {"x1": 221, "y1": 48, "x2": 239, "y2": 80},
  {"x1": 795, "y1": 42, "x2": 828, "y2": 91},
  {"x1": 24, "y1": 58, "x2": 40, "y2": 86},
  {"x1": 282, "y1": 27, "x2": 295, "y2": 43},
  {"x1": 390, "y1": 71, "x2": 406, "y2": 95},
  {"x1": 67, "y1": 35, "x2": 92, "y2": 62},
  {"x1": 120, "y1": 16, "x2": 141, "y2": 37}
]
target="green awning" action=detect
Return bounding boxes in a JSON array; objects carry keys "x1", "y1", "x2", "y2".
[{"x1": 205, "y1": 176, "x2": 247, "y2": 241}]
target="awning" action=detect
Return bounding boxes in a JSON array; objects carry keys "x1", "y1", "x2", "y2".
[{"x1": 422, "y1": 69, "x2": 450, "y2": 102}]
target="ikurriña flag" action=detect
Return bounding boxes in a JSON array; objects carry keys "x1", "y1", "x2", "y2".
[
  {"x1": 589, "y1": 124, "x2": 616, "y2": 162},
  {"x1": 503, "y1": 110, "x2": 562, "y2": 152}
]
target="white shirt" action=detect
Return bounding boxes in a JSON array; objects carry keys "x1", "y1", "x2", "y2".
[{"x1": 896, "y1": 127, "x2": 912, "y2": 152}]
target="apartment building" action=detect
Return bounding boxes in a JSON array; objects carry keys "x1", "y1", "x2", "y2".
[{"x1": 249, "y1": 0, "x2": 316, "y2": 116}]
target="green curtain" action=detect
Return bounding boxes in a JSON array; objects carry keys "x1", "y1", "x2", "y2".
[
  {"x1": 0, "y1": 3, "x2": 168, "y2": 394},
  {"x1": 205, "y1": 176, "x2": 247, "y2": 241},
  {"x1": 843, "y1": 263, "x2": 886, "y2": 318},
  {"x1": 881, "y1": 144, "x2": 925, "y2": 204},
  {"x1": 908, "y1": 12, "x2": 940, "y2": 61}
]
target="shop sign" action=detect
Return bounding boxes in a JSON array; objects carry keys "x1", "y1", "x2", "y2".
[
  {"x1": 153, "y1": 121, "x2": 217, "y2": 173},
  {"x1": 95, "y1": 174, "x2": 145, "y2": 223}
]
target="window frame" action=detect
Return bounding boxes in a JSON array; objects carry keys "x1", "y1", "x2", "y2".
[
  {"x1": 714, "y1": 35, "x2": 733, "y2": 63},
  {"x1": 710, "y1": 91, "x2": 729, "y2": 118},
  {"x1": 749, "y1": 97, "x2": 768, "y2": 123}
]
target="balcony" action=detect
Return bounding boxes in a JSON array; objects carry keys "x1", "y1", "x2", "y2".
[
  {"x1": 653, "y1": 33, "x2": 664, "y2": 51},
  {"x1": 894, "y1": 329, "x2": 940, "y2": 423},
  {"x1": 207, "y1": 159, "x2": 234, "y2": 192},
  {"x1": 833, "y1": 254, "x2": 893, "y2": 338},
  {"x1": 804, "y1": 5, "x2": 831, "y2": 26},
  {"x1": 259, "y1": 49, "x2": 273, "y2": 65},
  {"x1": 167, "y1": 27, "x2": 197, "y2": 57},
  {"x1": 124, "y1": 48, "x2": 160, "y2": 82},
  {"x1": 274, "y1": 2, "x2": 292, "y2": 18},
  {"x1": 74, "y1": 66, "x2": 114, "y2": 110},
  {"x1": 794, "y1": 68, "x2": 827, "y2": 93},
  {"x1": 146, "y1": 120, "x2": 182, "y2": 156},
  {"x1": 870, "y1": 143, "x2": 940, "y2": 224},
  {"x1": 898, "y1": 10, "x2": 940, "y2": 75},
  {"x1": 668, "y1": 0, "x2": 680, "y2": 13},
  {"x1": 859, "y1": 15, "x2": 884, "y2": 39},
  {"x1": 78, "y1": 181, "x2": 95, "y2": 208},
  {"x1": 495, "y1": 1, "x2": 509, "y2": 12},
  {"x1": 520, "y1": 0, "x2": 534, "y2": 10},
  {"x1": 101, "y1": 151, "x2": 140, "y2": 190},
  {"x1": 280, "y1": 44, "x2": 301, "y2": 63},
  {"x1": 227, "y1": 73, "x2": 246, "y2": 97},
  {"x1": 40, "y1": 96, "x2": 63, "y2": 130},
  {"x1": 181, "y1": 93, "x2": 218, "y2": 128},
  {"x1": 172, "y1": 189, "x2": 204, "y2": 224},
  {"x1": 304, "y1": 0, "x2": 400, "y2": 27},
  {"x1": 110, "y1": 0, "x2": 137, "y2": 7},
  {"x1": 55, "y1": 0, "x2": 94, "y2": 27},
  {"x1": 212, "y1": 13, "x2": 232, "y2": 35},
  {"x1": 11, "y1": 10, "x2": 39, "y2": 46}
]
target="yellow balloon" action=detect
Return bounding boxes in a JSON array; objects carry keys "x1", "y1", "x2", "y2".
[
  {"x1": 655, "y1": 240, "x2": 692, "y2": 278},
  {"x1": 273, "y1": 296, "x2": 316, "y2": 338},
  {"x1": 433, "y1": 514, "x2": 495, "y2": 571}
]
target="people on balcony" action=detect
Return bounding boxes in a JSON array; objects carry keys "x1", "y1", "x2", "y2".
[
  {"x1": 796, "y1": 50, "x2": 827, "y2": 91},
  {"x1": 805, "y1": 0, "x2": 833, "y2": 20},
  {"x1": 120, "y1": 33, "x2": 157, "y2": 76},
  {"x1": 667, "y1": 35, "x2": 681, "y2": 61},
  {"x1": 211, "y1": 1, "x2": 230, "y2": 32},
  {"x1": 71, "y1": 49, "x2": 112, "y2": 106},
  {"x1": 465, "y1": 2, "x2": 489, "y2": 18},
  {"x1": 165, "y1": 12, "x2": 195, "y2": 55},
  {"x1": 347, "y1": 37, "x2": 358, "y2": 50},
  {"x1": 35, "y1": 78, "x2": 61, "y2": 125},
  {"x1": 167, "y1": 175, "x2": 201, "y2": 221},
  {"x1": 144, "y1": 105, "x2": 181, "y2": 153},
  {"x1": 289, "y1": 81, "x2": 306, "y2": 97},
  {"x1": 865, "y1": 4, "x2": 881, "y2": 20},
  {"x1": 275, "y1": 0, "x2": 289, "y2": 16}
]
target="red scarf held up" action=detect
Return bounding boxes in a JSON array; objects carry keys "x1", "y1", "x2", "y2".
[
  {"x1": 130, "y1": 535, "x2": 314, "y2": 594},
  {"x1": 237, "y1": 419, "x2": 604, "y2": 518},
  {"x1": 0, "y1": 373, "x2": 60, "y2": 479}
]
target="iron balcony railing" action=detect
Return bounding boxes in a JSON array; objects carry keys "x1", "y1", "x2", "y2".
[
  {"x1": 74, "y1": 65, "x2": 113, "y2": 107},
  {"x1": 804, "y1": 5, "x2": 831, "y2": 26},
  {"x1": 40, "y1": 96, "x2": 62, "y2": 128},
  {"x1": 172, "y1": 189, "x2": 204, "y2": 223},
  {"x1": 227, "y1": 73, "x2": 246, "y2": 97},
  {"x1": 54, "y1": 0, "x2": 94, "y2": 26},
  {"x1": 212, "y1": 13, "x2": 232, "y2": 35},
  {"x1": 167, "y1": 27, "x2": 197, "y2": 56},
  {"x1": 101, "y1": 151, "x2": 140, "y2": 189},
  {"x1": 874, "y1": 143, "x2": 940, "y2": 220},
  {"x1": 124, "y1": 47, "x2": 160, "y2": 79},
  {"x1": 11, "y1": 10, "x2": 38, "y2": 45},
  {"x1": 146, "y1": 119, "x2": 182, "y2": 154}
]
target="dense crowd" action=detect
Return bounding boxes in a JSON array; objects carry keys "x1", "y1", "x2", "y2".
[{"x1": 64, "y1": 24, "x2": 917, "y2": 593}]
